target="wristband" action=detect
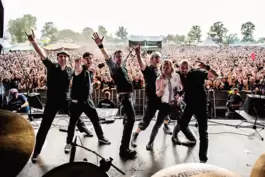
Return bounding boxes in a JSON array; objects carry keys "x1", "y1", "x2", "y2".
[
  {"x1": 98, "y1": 44, "x2": 104, "y2": 49},
  {"x1": 205, "y1": 65, "x2": 211, "y2": 71}
]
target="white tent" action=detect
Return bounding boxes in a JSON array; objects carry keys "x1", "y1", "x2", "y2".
[
  {"x1": 197, "y1": 38, "x2": 219, "y2": 47},
  {"x1": 0, "y1": 39, "x2": 13, "y2": 50}
]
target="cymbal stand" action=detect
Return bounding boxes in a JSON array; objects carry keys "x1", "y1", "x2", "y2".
[{"x1": 71, "y1": 136, "x2": 126, "y2": 175}]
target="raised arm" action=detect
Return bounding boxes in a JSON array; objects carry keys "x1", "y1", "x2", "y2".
[
  {"x1": 135, "y1": 45, "x2": 146, "y2": 71},
  {"x1": 25, "y1": 30, "x2": 47, "y2": 60},
  {"x1": 92, "y1": 32, "x2": 118, "y2": 72}
]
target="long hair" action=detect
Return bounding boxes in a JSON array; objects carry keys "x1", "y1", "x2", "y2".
[{"x1": 160, "y1": 59, "x2": 174, "y2": 78}]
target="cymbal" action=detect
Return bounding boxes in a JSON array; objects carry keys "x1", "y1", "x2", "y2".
[{"x1": 0, "y1": 109, "x2": 35, "y2": 177}]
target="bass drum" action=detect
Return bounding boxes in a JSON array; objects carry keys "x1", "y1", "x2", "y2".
[{"x1": 42, "y1": 162, "x2": 110, "y2": 177}]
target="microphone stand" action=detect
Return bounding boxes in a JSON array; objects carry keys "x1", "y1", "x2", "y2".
[{"x1": 71, "y1": 136, "x2": 126, "y2": 175}]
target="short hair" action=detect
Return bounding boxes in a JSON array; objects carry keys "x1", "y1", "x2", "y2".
[
  {"x1": 105, "y1": 91, "x2": 110, "y2": 98},
  {"x1": 83, "y1": 52, "x2": 93, "y2": 58},
  {"x1": 180, "y1": 60, "x2": 189, "y2": 66},
  {"x1": 150, "y1": 51, "x2": 161, "y2": 59},
  {"x1": 160, "y1": 59, "x2": 174, "y2": 74},
  {"x1": 114, "y1": 50, "x2": 123, "y2": 57}
]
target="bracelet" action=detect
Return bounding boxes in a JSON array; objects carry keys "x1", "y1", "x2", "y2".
[
  {"x1": 98, "y1": 44, "x2": 104, "y2": 49},
  {"x1": 205, "y1": 65, "x2": 211, "y2": 71}
]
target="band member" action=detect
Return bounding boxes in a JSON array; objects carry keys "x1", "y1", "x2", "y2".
[
  {"x1": 64, "y1": 53, "x2": 111, "y2": 153},
  {"x1": 26, "y1": 31, "x2": 92, "y2": 163},
  {"x1": 172, "y1": 60, "x2": 218, "y2": 163},
  {"x1": 131, "y1": 47, "x2": 172, "y2": 148},
  {"x1": 92, "y1": 32, "x2": 136, "y2": 159},
  {"x1": 146, "y1": 60, "x2": 182, "y2": 150}
]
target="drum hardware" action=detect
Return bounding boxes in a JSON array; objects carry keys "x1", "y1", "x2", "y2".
[{"x1": 71, "y1": 136, "x2": 126, "y2": 175}]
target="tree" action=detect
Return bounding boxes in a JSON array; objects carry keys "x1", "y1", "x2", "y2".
[
  {"x1": 115, "y1": 26, "x2": 128, "y2": 40},
  {"x1": 241, "y1": 21, "x2": 255, "y2": 42},
  {"x1": 175, "y1": 34, "x2": 185, "y2": 42},
  {"x1": 257, "y1": 37, "x2": 265, "y2": 43},
  {"x1": 165, "y1": 34, "x2": 175, "y2": 42},
  {"x1": 82, "y1": 27, "x2": 94, "y2": 40},
  {"x1": 187, "y1": 25, "x2": 201, "y2": 42},
  {"x1": 41, "y1": 22, "x2": 58, "y2": 43},
  {"x1": 8, "y1": 14, "x2": 37, "y2": 43},
  {"x1": 57, "y1": 29, "x2": 80, "y2": 41},
  {"x1": 209, "y1": 21, "x2": 228, "y2": 43},
  {"x1": 224, "y1": 34, "x2": 240, "y2": 44},
  {"x1": 97, "y1": 25, "x2": 108, "y2": 37}
]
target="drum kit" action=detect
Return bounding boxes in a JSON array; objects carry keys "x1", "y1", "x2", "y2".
[{"x1": 0, "y1": 109, "x2": 125, "y2": 177}]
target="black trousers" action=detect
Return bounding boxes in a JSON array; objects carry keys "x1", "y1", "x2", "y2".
[
  {"x1": 138, "y1": 100, "x2": 161, "y2": 131},
  {"x1": 118, "y1": 93, "x2": 135, "y2": 150},
  {"x1": 66, "y1": 98, "x2": 104, "y2": 144},
  {"x1": 33, "y1": 98, "x2": 88, "y2": 156},
  {"x1": 176, "y1": 100, "x2": 209, "y2": 162}
]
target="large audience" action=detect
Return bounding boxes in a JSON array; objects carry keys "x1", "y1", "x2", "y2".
[{"x1": 1, "y1": 45, "x2": 265, "y2": 93}]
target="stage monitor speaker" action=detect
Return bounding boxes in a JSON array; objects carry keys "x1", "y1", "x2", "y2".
[
  {"x1": 243, "y1": 94, "x2": 265, "y2": 118},
  {"x1": 24, "y1": 93, "x2": 43, "y2": 110},
  {"x1": 0, "y1": 0, "x2": 4, "y2": 38}
]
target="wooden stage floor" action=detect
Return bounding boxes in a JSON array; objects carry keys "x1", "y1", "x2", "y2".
[{"x1": 18, "y1": 117, "x2": 265, "y2": 177}]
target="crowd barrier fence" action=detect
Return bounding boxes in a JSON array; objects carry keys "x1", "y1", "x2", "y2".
[{"x1": 19, "y1": 89, "x2": 249, "y2": 117}]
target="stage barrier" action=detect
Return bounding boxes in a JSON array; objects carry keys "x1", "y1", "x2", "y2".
[{"x1": 18, "y1": 89, "x2": 248, "y2": 117}]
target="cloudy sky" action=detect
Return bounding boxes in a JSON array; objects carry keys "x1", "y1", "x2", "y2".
[{"x1": 2, "y1": 0, "x2": 265, "y2": 39}]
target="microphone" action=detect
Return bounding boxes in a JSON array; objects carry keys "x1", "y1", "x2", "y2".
[{"x1": 69, "y1": 137, "x2": 77, "y2": 163}]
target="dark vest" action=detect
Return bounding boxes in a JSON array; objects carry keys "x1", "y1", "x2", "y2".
[{"x1": 71, "y1": 66, "x2": 91, "y2": 101}]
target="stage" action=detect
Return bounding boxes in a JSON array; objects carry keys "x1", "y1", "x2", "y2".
[{"x1": 17, "y1": 117, "x2": 265, "y2": 177}]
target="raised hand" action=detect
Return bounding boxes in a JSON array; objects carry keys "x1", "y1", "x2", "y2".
[
  {"x1": 196, "y1": 61, "x2": 206, "y2": 69},
  {"x1": 25, "y1": 30, "x2": 35, "y2": 42},
  {"x1": 92, "y1": 32, "x2": 104, "y2": 45},
  {"x1": 134, "y1": 44, "x2": 141, "y2": 55}
]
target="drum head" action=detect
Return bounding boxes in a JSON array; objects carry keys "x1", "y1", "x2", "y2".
[{"x1": 42, "y1": 162, "x2": 109, "y2": 177}]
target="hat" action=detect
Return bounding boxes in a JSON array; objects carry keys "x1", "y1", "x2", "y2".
[
  {"x1": 57, "y1": 50, "x2": 70, "y2": 57},
  {"x1": 10, "y1": 88, "x2": 18, "y2": 94}
]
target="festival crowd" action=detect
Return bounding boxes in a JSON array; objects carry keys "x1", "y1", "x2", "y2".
[{"x1": 0, "y1": 45, "x2": 265, "y2": 93}]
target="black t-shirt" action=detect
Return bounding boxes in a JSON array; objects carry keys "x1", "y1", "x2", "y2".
[
  {"x1": 229, "y1": 94, "x2": 243, "y2": 104},
  {"x1": 142, "y1": 65, "x2": 160, "y2": 102},
  {"x1": 177, "y1": 69, "x2": 208, "y2": 103},
  {"x1": 71, "y1": 65, "x2": 91, "y2": 101},
  {"x1": 98, "y1": 99, "x2": 115, "y2": 108},
  {"x1": 10, "y1": 78, "x2": 20, "y2": 89},
  {"x1": 42, "y1": 59, "x2": 72, "y2": 100}
]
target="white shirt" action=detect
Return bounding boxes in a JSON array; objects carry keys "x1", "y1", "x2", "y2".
[{"x1": 160, "y1": 73, "x2": 181, "y2": 103}]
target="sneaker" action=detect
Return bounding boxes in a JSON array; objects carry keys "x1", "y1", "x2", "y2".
[
  {"x1": 146, "y1": 142, "x2": 153, "y2": 151},
  {"x1": 31, "y1": 154, "x2": 39, "y2": 163},
  {"x1": 131, "y1": 133, "x2": 138, "y2": 148},
  {"x1": 163, "y1": 125, "x2": 173, "y2": 135},
  {"x1": 64, "y1": 144, "x2": 72, "y2": 154},
  {"x1": 98, "y1": 137, "x2": 111, "y2": 145},
  {"x1": 182, "y1": 140, "x2": 196, "y2": 147},
  {"x1": 119, "y1": 149, "x2": 137, "y2": 159}
]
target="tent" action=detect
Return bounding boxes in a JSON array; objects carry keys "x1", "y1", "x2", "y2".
[
  {"x1": 0, "y1": 39, "x2": 13, "y2": 51},
  {"x1": 44, "y1": 43, "x2": 81, "y2": 51},
  {"x1": 197, "y1": 38, "x2": 219, "y2": 47}
]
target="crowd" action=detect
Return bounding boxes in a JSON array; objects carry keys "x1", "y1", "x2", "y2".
[{"x1": 0, "y1": 45, "x2": 265, "y2": 93}]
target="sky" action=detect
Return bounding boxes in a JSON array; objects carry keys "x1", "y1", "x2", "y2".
[{"x1": 2, "y1": 0, "x2": 265, "y2": 39}]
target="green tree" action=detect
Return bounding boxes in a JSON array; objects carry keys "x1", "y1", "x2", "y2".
[
  {"x1": 115, "y1": 26, "x2": 128, "y2": 40},
  {"x1": 8, "y1": 14, "x2": 37, "y2": 43},
  {"x1": 41, "y1": 22, "x2": 58, "y2": 43},
  {"x1": 187, "y1": 25, "x2": 201, "y2": 42},
  {"x1": 257, "y1": 37, "x2": 265, "y2": 43},
  {"x1": 82, "y1": 27, "x2": 94, "y2": 39},
  {"x1": 224, "y1": 34, "x2": 240, "y2": 44},
  {"x1": 241, "y1": 21, "x2": 255, "y2": 42},
  {"x1": 57, "y1": 29, "x2": 80, "y2": 41},
  {"x1": 165, "y1": 34, "x2": 175, "y2": 42},
  {"x1": 175, "y1": 34, "x2": 185, "y2": 42},
  {"x1": 97, "y1": 25, "x2": 108, "y2": 37},
  {"x1": 209, "y1": 21, "x2": 228, "y2": 43}
]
